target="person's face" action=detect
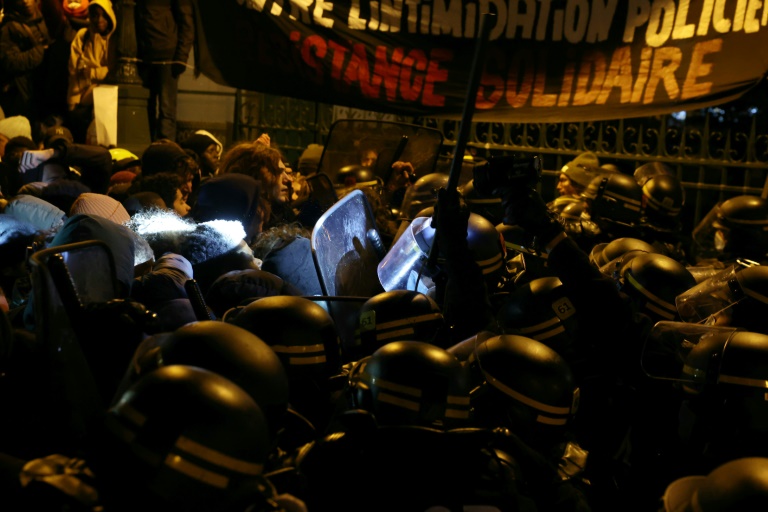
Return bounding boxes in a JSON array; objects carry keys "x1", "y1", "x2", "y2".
[
  {"x1": 361, "y1": 149, "x2": 377, "y2": 168},
  {"x1": 557, "y1": 173, "x2": 578, "y2": 197},
  {"x1": 172, "y1": 188, "x2": 191, "y2": 217},
  {"x1": 89, "y1": 5, "x2": 110, "y2": 35},
  {"x1": 271, "y1": 160, "x2": 294, "y2": 204},
  {"x1": 201, "y1": 144, "x2": 219, "y2": 173}
]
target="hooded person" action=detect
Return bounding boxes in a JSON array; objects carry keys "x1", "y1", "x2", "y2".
[
  {"x1": 128, "y1": 209, "x2": 261, "y2": 296},
  {"x1": 188, "y1": 173, "x2": 265, "y2": 245},
  {"x1": 22, "y1": 212, "x2": 155, "y2": 331},
  {"x1": 66, "y1": 0, "x2": 116, "y2": 142},
  {"x1": 0, "y1": 0, "x2": 51, "y2": 121},
  {"x1": 180, "y1": 131, "x2": 222, "y2": 178},
  {"x1": 66, "y1": 0, "x2": 116, "y2": 111}
]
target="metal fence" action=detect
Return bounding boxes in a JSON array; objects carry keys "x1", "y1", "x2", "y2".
[{"x1": 184, "y1": 91, "x2": 768, "y2": 233}]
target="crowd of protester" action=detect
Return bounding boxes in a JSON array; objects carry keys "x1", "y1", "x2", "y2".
[{"x1": 3, "y1": 2, "x2": 768, "y2": 511}]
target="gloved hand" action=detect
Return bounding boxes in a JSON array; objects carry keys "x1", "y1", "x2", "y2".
[
  {"x1": 18, "y1": 149, "x2": 55, "y2": 174},
  {"x1": 171, "y1": 62, "x2": 187, "y2": 78},
  {"x1": 502, "y1": 188, "x2": 564, "y2": 250},
  {"x1": 432, "y1": 187, "x2": 469, "y2": 259}
]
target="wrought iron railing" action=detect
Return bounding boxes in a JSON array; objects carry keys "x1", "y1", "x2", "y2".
[{"x1": 200, "y1": 91, "x2": 768, "y2": 231}]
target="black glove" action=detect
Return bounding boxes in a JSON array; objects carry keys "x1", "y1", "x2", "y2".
[
  {"x1": 171, "y1": 62, "x2": 187, "y2": 78},
  {"x1": 502, "y1": 188, "x2": 564, "y2": 250},
  {"x1": 432, "y1": 187, "x2": 470, "y2": 259}
]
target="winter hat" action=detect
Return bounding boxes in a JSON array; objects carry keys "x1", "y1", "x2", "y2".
[
  {"x1": 180, "y1": 133, "x2": 221, "y2": 158},
  {"x1": 16, "y1": 182, "x2": 48, "y2": 197},
  {"x1": 110, "y1": 170, "x2": 138, "y2": 185},
  {"x1": 122, "y1": 193, "x2": 166, "y2": 217},
  {"x1": 41, "y1": 179, "x2": 91, "y2": 215},
  {"x1": 70, "y1": 193, "x2": 131, "y2": 225},
  {"x1": 189, "y1": 173, "x2": 262, "y2": 244},
  {"x1": 4, "y1": 195, "x2": 66, "y2": 232},
  {"x1": 43, "y1": 125, "x2": 75, "y2": 149},
  {"x1": 298, "y1": 144, "x2": 323, "y2": 173},
  {"x1": 140, "y1": 142, "x2": 188, "y2": 177},
  {"x1": 0, "y1": 116, "x2": 32, "y2": 141}
]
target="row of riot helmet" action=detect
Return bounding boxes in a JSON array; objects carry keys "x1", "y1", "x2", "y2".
[{"x1": 367, "y1": 147, "x2": 768, "y2": 511}]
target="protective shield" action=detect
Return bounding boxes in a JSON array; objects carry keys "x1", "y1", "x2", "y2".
[
  {"x1": 311, "y1": 190, "x2": 386, "y2": 351},
  {"x1": 377, "y1": 216, "x2": 439, "y2": 296},
  {"x1": 317, "y1": 120, "x2": 443, "y2": 186},
  {"x1": 675, "y1": 262, "x2": 757, "y2": 324},
  {"x1": 29, "y1": 240, "x2": 119, "y2": 450},
  {"x1": 640, "y1": 321, "x2": 740, "y2": 387}
]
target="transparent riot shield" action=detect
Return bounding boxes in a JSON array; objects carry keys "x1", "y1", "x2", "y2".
[
  {"x1": 29, "y1": 240, "x2": 120, "y2": 451},
  {"x1": 311, "y1": 189, "x2": 386, "y2": 352},
  {"x1": 317, "y1": 120, "x2": 444, "y2": 186}
]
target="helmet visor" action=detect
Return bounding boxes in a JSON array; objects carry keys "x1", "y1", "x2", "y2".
[
  {"x1": 691, "y1": 202, "x2": 725, "y2": 261},
  {"x1": 675, "y1": 264, "x2": 751, "y2": 324},
  {"x1": 640, "y1": 320, "x2": 740, "y2": 383},
  {"x1": 633, "y1": 161, "x2": 672, "y2": 186},
  {"x1": 597, "y1": 249, "x2": 649, "y2": 281}
]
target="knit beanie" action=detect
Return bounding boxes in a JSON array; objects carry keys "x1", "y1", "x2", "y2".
[
  {"x1": 140, "y1": 142, "x2": 188, "y2": 177},
  {"x1": 298, "y1": 144, "x2": 323, "y2": 172},
  {"x1": 70, "y1": 193, "x2": 131, "y2": 225},
  {"x1": 0, "y1": 116, "x2": 32, "y2": 141}
]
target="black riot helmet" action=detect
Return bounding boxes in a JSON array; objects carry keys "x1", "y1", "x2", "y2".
[
  {"x1": 398, "y1": 173, "x2": 449, "y2": 220},
  {"x1": 354, "y1": 290, "x2": 445, "y2": 359},
  {"x1": 348, "y1": 341, "x2": 471, "y2": 429},
  {"x1": 228, "y1": 295, "x2": 342, "y2": 385},
  {"x1": 495, "y1": 277, "x2": 579, "y2": 359},
  {"x1": 417, "y1": 207, "x2": 505, "y2": 287},
  {"x1": 378, "y1": 210, "x2": 505, "y2": 295},
  {"x1": 661, "y1": 457, "x2": 768, "y2": 512},
  {"x1": 618, "y1": 252, "x2": 696, "y2": 322},
  {"x1": 692, "y1": 195, "x2": 768, "y2": 263},
  {"x1": 459, "y1": 179, "x2": 504, "y2": 226},
  {"x1": 588, "y1": 236, "x2": 659, "y2": 269},
  {"x1": 97, "y1": 365, "x2": 272, "y2": 512},
  {"x1": 468, "y1": 334, "x2": 580, "y2": 453},
  {"x1": 117, "y1": 321, "x2": 290, "y2": 439},
  {"x1": 336, "y1": 164, "x2": 379, "y2": 190},
  {"x1": 582, "y1": 172, "x2": 643, "y2": 227},
  {"x1": 639, "y1": 173, "x2": 685, "y2": 228}
]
